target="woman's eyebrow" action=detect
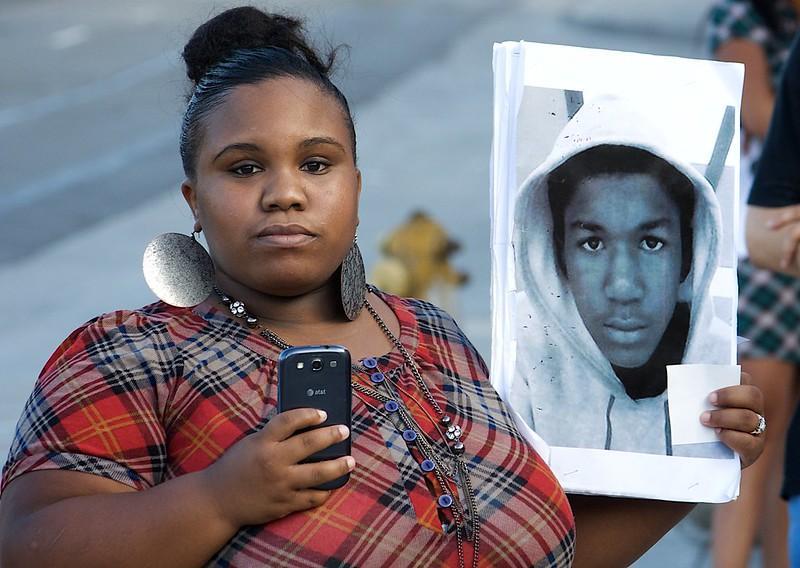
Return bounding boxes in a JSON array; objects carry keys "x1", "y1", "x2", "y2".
[
  {"x1": 213, "y1": 142, "x2": 261, "y2": 162},
  {"x1": 300, "y1": 136, "x2": 345, "y2": 152}
]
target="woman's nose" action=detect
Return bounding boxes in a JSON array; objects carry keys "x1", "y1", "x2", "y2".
[
  {"x1": 260, "y1": 168, "x2": 307, "y2": 211},
  {"x1": 604, "y1": 247, "x2": 644, "y2": 304}
]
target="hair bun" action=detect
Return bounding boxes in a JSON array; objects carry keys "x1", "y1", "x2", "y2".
[{"x1": 182, "y1": 6, "x2": 332, "y2": 86}]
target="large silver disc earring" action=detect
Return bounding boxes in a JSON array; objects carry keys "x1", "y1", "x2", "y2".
[
  {"x1": 142, "y1": 227, "x2": 215, "y2": 307},
  {"x1": 340, "y1": 236, "x2": 366, "y2": 321}
]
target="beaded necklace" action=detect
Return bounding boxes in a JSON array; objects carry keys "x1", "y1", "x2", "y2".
[{"x1": 215, "y1": 286, "x2": 480, "y2": 568}]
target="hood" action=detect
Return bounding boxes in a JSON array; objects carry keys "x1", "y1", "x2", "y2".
[{"x1": 508, "y1": 95, "x2": 728, "y2": 454}]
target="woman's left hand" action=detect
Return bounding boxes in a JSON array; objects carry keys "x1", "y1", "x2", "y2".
[{"x1": 700, "y1": 373, "x2": 765, "y2": 469}]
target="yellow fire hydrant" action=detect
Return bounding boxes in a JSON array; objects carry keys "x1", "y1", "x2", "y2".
[{"x1": 370, "y1": 211, "x2": 468, "y2": 307}]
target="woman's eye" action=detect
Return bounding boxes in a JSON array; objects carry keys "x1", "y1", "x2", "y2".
[
  {"x1": 641, "y1": 237, "x2": 665, "y2": 251},
  {"x1": 300, "y1": 160, "x2": 329, "y2": 174},
  {"x1": 580, "y1": 237, "x2": 604, "y2": 252},
  {"x1": 230, "y1": 164, "x2": 262, "y2": 176}
]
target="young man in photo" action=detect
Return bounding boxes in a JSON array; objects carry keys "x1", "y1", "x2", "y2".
[{"x1": 511, "y1": 97, "x2": 731, "y2": 455}]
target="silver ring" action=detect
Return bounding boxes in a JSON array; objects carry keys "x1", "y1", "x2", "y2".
[{"x1": 750, "y1": 414, "x2": 766, "y2": 436}]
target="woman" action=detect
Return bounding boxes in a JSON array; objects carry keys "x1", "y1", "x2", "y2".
[
  {"x1": 707, "y1": 1, "x2": 799, "y2": 565},
  {"x1": 0, "y1": 7, "x2": 765, "y2": 567}
]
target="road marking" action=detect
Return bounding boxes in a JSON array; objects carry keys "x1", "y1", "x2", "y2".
[
  {"x1": 0, "y1": 128, "x2": 178, "y2": 213},
  {"x1": 49, "y1": 24, "x2": 90, "y2": 50},
  {"x1": 0, "y1": 54, "x2": 173, "y2": 130}
]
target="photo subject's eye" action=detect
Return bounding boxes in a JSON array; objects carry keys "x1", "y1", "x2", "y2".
[
  {"x1": 580, "y1": 237, "x2": 604, "y2": 252},
  {"x1": 641, "y1": 237, "x2": 664, "y2": 251}
]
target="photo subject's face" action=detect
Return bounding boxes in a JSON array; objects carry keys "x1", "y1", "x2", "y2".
[{"x1": 562, "y1": 172, "x2": 684, "y2": 368}]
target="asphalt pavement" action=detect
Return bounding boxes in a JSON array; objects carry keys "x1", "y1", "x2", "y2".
[{"x1": 0, "y1": 0, "x2": 758, "y2": 565}]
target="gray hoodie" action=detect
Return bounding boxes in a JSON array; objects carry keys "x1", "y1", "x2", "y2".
[{"x1": 507, "y1": 96, "x2": 732, "y2": 455}]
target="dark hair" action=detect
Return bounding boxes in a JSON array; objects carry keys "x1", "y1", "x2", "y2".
[
  {"x1": 180, "y1": 6, "x2": 356, "y2": 179},
  {"x1": 547, "y1": 145, "x2": 696, "y2": 281},
  {"x1": 752, "y1": 0, "x2": 782, "y2": 35}
]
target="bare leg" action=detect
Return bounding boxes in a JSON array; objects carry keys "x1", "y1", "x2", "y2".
[
  {"x1": 711, "y1": 358, "x2": 797, "y2": 568},
  {"x1": 761, "y1": 464, "x2": 790, "y2": 568},
  {"x1": 760, "y1": 373, "x2": 798, "y2": 568}
]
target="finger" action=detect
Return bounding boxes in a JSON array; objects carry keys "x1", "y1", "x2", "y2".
[
  {"x1": 700, "y1": 407, "x2": 762, "y2": 434},
  {"x1": 283, "y1": 424, "x2": 350, "y2": 464},
  {"x1": 716, "y1": 429, "x2": 761, "y2": 469},
  {"x1": 261, "y1": 408, "x2": 328, "y2": 442},
  {"x1": 701, "y1": 409, "x2": 765, "y2": 470},
  {"x1": 768, "y1": 207, "x2": 800, "y2": 230},
  {"x1": 289, "y1": 456, "x2": 356, "y2": 490},
  {"x1": 709, "y1": 384, "x2": 763, "y2": 414}
]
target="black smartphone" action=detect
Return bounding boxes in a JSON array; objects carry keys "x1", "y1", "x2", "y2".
[{"x1": 277, "y1": 345, "x2": 352, "y2": 490}]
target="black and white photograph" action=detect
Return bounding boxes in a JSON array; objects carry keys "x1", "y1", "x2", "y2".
[
  {"x1": 491, "y1": 42, "x2": 743, "y2": 501},
  {"x1": 510, "y1": 91, "x2": 733, "y2": 456}
]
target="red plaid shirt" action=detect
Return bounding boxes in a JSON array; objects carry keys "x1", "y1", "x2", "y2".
[{"x1": 2, "y1": 292, "x2": 574, "y2": 567}]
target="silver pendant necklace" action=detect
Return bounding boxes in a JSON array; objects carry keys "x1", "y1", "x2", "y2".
[{"x1": 215, "y1": 286, "x2": 480, "y2": 568}]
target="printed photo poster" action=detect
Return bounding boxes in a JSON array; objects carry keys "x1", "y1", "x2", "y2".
[{"x1": 490, "y1": 42, "x2": 744, "y2": 502}]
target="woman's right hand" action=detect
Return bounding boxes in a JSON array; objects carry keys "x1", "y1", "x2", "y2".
[{"x1": 200, "y1": 408, "x2": 355, "y2": 529}]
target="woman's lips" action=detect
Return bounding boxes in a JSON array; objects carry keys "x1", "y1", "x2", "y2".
[
  {"x1": 254, "y1": 224, "x2": 316, "y2": 247},
  {"x1": 256, "y1": 234, "x2": 316, "y2": 246}
]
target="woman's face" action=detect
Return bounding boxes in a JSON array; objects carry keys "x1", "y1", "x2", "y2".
[
  {"x1": 183, "y1": 76, "x2": 361, "y2": 297},
  {"x1": 562, "y1": 172, "x2": 684, "y2": 368}
]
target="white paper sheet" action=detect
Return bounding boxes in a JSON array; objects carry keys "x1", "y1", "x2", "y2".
[{"x1": 668, "y1": 364, "x2": 740, "y2": 446}]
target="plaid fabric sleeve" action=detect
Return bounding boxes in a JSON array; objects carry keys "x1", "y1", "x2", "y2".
[
  {"x1": 1, "y1": 310, "x2": 176, "y2": 494},
  {"x1": 706, "y1": 0, "x2": 768, "y2": 55}
]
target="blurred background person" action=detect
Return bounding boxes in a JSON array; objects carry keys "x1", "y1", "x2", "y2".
[
  {"x1": 745, "y1": 35, "x2": 800, "y2": 568},
  {"x1": 706, "y1": 1, "x2": 800, "y2": 566}
]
